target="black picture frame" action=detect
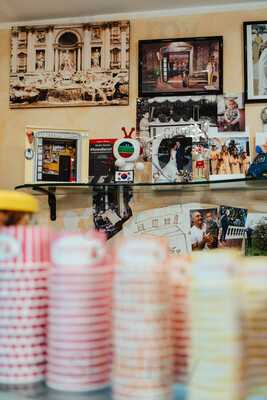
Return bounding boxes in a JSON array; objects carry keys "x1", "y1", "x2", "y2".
[
  {"x1": 138, "y1": 36, "x2": 223, "y2": 97},
  {"x1": 244, "y1": 21, "x2": 267, "y2": 103}
]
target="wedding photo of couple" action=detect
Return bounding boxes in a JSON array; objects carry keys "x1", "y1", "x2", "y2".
[{"x1": 153, "y1": 136, "x2": 192, "y2": 183}]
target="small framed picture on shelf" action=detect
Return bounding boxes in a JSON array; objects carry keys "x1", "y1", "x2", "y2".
[
  {"x1": 24, "y1": 127, "x2": 89, "y2": 184},
  {"x1": 138, "y1": 36, "x2": 223, "y2": 97},
  {"x1": 244, "y1": 21, "x2": 267, "y2": 103},
  {"x1": 152, "y1": 128, "x2": 193, "y2": 184}
]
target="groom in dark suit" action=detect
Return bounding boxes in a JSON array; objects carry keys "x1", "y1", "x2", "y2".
[{"x1": 175, "y1": 140, "x2": 184, "y2": 172}]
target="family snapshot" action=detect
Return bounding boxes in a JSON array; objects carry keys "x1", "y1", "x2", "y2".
[{"x1": 190, "y1": 206, "x2": 248, "y2": 251}]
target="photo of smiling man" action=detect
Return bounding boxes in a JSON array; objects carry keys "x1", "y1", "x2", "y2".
[{"x1": 190, "y1": 208, "x2": 219, "y2": 251}]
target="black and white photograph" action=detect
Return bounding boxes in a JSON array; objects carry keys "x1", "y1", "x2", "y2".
[
  {"x1": 190, "y1": 207, "x2": 219, "y2": 251},
  {"x1": 10, "y1": 21, "x2": 130, "y2": 108},
  {"x1": 208, "y1": 134, "x2": 250, "y2": 180},
  {"x1": 217, "y1": 94, "x2": 245, "y2": 132},
  {"x1": 219, "y1": 206, "x2": 248, "y2": 249},
  {"x1": 136, "y1": 95, "x2": 218, "y2": 140},
  {"x1": 152, "y1": 133, "x2": 192, "y2": 183},
  {"x1": 244, "y1": 21, "x2": 267, "y2": 102},
  {"x1": 93, "y1": 187, "x2": 133, "y2": 239}
]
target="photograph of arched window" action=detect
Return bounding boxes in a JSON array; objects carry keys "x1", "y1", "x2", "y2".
[{"x1": 9, "y1": 20, "x2": 130, "y2": 108}]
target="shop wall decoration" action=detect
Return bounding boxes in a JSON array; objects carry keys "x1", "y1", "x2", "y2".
[
  {"x1": 10, "y1": 21, "x2": 130, "y2": 108},
  {"x1": 217, "y1": 94, "x2": 245, "y2": 132},
  {"x1": 24, "y1": 127, "x2": 89, "y2": 183},
  {"x1": 244, "y1": 21, "x2": 267, "y2": 103},
  {"x1": 138, "y1": 36, "x2": 223, "y2": 97},
  {"x1": 136, "y1": 95, "x2": 218, "y2": 136}
]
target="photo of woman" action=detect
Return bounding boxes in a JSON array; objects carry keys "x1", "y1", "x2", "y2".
[
  {"x1": 160, "y1": 141, "x2": 179, "y2": 181},
  {"x1": 217, "y1": 144, "x2": 231, "y2": 175},
  {"x1": 240, "y1": 151, "x2": 250, "y2": 174},
  {"x1": 229, "y1": 149, "x2": 241, "y2": 174}
]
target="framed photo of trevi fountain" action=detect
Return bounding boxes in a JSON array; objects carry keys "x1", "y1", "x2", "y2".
[{"x1": 9, "y1": 21, "x2": 130, "y2": 108}]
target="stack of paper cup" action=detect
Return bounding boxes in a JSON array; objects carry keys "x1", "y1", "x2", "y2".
[
  {"x1": 47, "y1": 232, "x2": 112, "y2": 392},
  {"x1": 113, "y1": 236, "x2": 173, "y2": 400},
  {"x1": 239, "y1": 258, "x2": 267, "y2": 398},
  {"x1": 188, "y1": 252, "x2": 243, "y2": 400},
  {"x1": 170, "y1": 255, "x2": 190, "y2": 384},
  {"x1": 0, "y1": 226, "x2": 51, "y2": 385}
]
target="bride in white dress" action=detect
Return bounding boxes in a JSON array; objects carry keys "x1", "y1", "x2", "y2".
[{"x1": 158, "y1": 143, "x2": 178, "y2": 182}]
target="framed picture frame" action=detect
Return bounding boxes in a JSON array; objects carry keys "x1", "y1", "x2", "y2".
[
  {"x1": 152, "y1": 128, "x2": 193, "y2": 183},
  {"x1": 244, "y1": 21, "x2": 267, "y2": 103},
  {"x1": 138, "y1": 36, "x2": 223, "y2": 97},
  {"x1": 10, "y1": 20, "x2": 129, "y2": 108},
  {"x1": 24, "y1": 127, "x2": 89, "y2": 184}
]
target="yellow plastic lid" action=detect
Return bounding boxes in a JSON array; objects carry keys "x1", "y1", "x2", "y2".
[{"x1": 0, "y1": 191, "x2": 39, "y2": 213}]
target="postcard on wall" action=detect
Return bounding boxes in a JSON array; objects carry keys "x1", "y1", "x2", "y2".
[
  {"x1": 245, "y1": 213, "x2": 267, "y2": 256},
  {"x1": 123, "y1": 204, "x2": 191, "y2": 254},
  {"x1": 10, "y1": 20, "x2": 129, "y2": 108},
  {"x1": 152, "y1": 130, "x2": 192, "y2": 183},
  {"x1": 217, "y1": 94, "x2": 245, "y2": 132},
  {"x1": 219, "y1": 205, "x2": 248, "y2": 250},
  {"x1": 189, "y1": 207, "x2": 219, "y2": 251},
  {"x1": 93, "y1": 186, "x2": 133, "y2": 240},
  {"x1": 208, "y1": 133, "x2": 251, "y2": 180},
  {"x1": 89, "y1": 138, "x2": 116, "y2": 184}
]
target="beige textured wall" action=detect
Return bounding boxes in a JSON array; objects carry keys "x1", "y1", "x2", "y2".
[
  {"x1": 0, "y1": 8, "x2": 267, "y2": 225},
  {"x1": 1, "y1": 8, "x2": 267, "y2": 189}
]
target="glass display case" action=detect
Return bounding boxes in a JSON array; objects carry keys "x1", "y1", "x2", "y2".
[
  {"x1": 15, "y1": 177, "x2": 267, "y2": 221},
  {"x1": 10, "y1": 178, "x2": 267, "y2": 400}
]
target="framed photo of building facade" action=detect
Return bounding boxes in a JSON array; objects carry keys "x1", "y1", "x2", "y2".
[
  {"x1": 138, "y1": 36, "x2": 223, "y2": 97},
  {"x1": 244, "y1": 21, "x2": 267, "y2": 103},
  {"x1": 24, "y1": 127, "x2": 89, "y2": 183},
  {"x1": 10, "y1": 21, "x2": 129, "y2": 108}
]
